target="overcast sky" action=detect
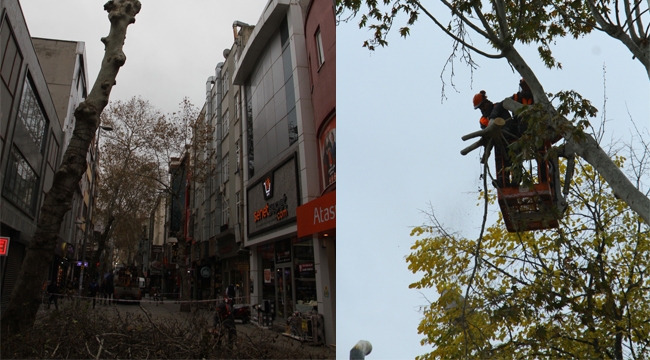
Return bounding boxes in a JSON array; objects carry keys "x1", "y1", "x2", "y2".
[
  {"x1": 17, "y1": 1, "x2": 650, "y2": 358},
  {"x1": 20, "y1": 0, "x2": 268, "y2": 116},
  {"x1": 337, "y1": 2, "x2": 649, "y2": 359}
]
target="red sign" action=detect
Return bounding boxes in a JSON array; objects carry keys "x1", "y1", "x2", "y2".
[
  {"x1": 0, "y1": 237, "x2": 9, "y2": 256},
  {"x1": 296, "y1": 190, "x2": 335, "y2": 237}
]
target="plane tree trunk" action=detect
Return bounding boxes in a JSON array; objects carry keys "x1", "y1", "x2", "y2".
[{"x1": 0, "y1": 0, "x2": 141, "y2": 334}]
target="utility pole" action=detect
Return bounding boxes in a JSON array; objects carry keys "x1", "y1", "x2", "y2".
[{"x1": 78, "y1": 125, "x2": 112, "y2": 297}]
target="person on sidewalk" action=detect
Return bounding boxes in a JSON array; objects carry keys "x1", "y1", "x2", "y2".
[
  {"x1": 47, "y1": 280, "x2": 60, "y2": 310},
  {"x1": 88, "y1": 278, "x2": 99, "y2": 308},
  {"x1": 214, "y1": 297, "x2": 237, "y2": 347}
]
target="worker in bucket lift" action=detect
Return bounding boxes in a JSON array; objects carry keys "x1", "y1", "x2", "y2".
[{"x1": 473, "y1": 90, "x2": 516, "y2": 187}]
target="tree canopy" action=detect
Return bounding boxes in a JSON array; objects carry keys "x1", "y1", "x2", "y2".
[
  {"x1": 408, "y1": 153, "x2": 649, "y2": 359},
  {"x1": 337, "y1": 0, "x2": 650, "y2": 224}
]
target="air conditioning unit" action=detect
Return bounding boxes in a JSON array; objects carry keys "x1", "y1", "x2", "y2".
[{"x1": 219, "y1": 183, "x2": 225, "y2": 195}]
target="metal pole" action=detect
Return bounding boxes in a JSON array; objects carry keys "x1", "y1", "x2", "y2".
[{"x1": 78, "y1": 126, "x2": 111, "y2": 297}]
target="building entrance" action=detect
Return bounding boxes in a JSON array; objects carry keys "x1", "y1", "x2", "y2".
[{"x1": 275, "y1": 266, "x2": 293, "y2": 319}]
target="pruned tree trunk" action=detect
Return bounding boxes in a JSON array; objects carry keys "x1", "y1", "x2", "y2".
[
  {"x1": 88, "y1": 216, "x2": 115, "y2": 283},
  {"x1": 0, "y1": 0, "x2": 141, "y2": 334},
  {"x1": 176, "y1": 237, "x2": 191, "y2": 312}
]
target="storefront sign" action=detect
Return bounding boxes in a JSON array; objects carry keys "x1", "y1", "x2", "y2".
[
  {"x1": 200, "y1": 267, "x2": 210, "y2": 278},
  {"x1": 263, "y1": 175, "x2": 274, "y2": 200},
  {"x1": 247, "y1": 155, "x2": 299, "y2": 237},
  {"x1": 298, "y1": 263, "x2": 314, "y2": 272},
  {"x1": 0, "y1": 237, "x2": 10, "y2": 256},
  {"x1": 296, "y1": 190, "x2": 336, "y2": 238},
  {"x1": 276, "y1": 250, "x2": 291, "y2": 263}
]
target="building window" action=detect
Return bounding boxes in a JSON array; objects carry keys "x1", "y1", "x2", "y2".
[
  {"x1": 222, "y1": 70, "x2": 229, "y2": 97},
  {"x1": 222, "y1": 153, "x2": 229, "y2": 183},
  {"x1": 235, "y1": 139, "x2": 241, "y2": 173},
  {"x1": 47, "y1": 133, "x2": 59, "y2": 169},
  {"x1": 222, "y1": 110, "x2": 229, "y2": 139},
  {"x1": 236, "y1": 191, "x2": 241, "y2": 224},
  {"x1": 221, "y1": 197, "x2": 230, "y2": 226},
  {"x1": 211, "y1": 209, "x2": 216, "y2": 235},
  {"x1": 245, "y1": 82, "x2": 254, "y2": 178},
  {"x1": 3, "y1": 146, "x2": 39, "y2": 214},
  {"x1": 18, "y1": 77, "x2": 48, "y2": 151},
  {"x1": 315, "y1": 28, "x2": 325, "y2": 68},
  {"x1": 1, "y1": 18, "x2": 23, "y2": 95},
  {"x1": 234, "y1": 92, "x2": 241, "y2": 121}
]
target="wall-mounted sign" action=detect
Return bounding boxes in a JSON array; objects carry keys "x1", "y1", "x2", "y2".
[
  {"x1": 247, "y1": 154, "x2": 299, "y2": 237},
  {"x1": 298, "y1": 263, "x2": 314, "y2": 272},
  {"x1": 0, "y1": 237, "x2": 9, "y2": 256},
  {"x1": 296, "y1": 190, "x2": 336, "y2": 238},
  {"x1": 201, "y1": 267, "x2": 211, "y2": 278},
  {"x1": 263, "y1": 175, "x2": 274, "y2": 200}
]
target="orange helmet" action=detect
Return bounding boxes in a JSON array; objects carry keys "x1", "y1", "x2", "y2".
[{"x1": 473, "y1": 90, "x2": 487, "y2": 109}]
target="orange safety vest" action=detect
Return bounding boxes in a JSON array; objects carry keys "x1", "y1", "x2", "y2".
[
  {"x1": 480, "y1": 116, "x2": 489, "y2": 127},
  {"x1": 513, "y1": 93, "x2": 533, "y2": 105}
]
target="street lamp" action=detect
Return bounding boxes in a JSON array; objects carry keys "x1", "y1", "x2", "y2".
[{"x1": 78, "y1": 125, "x2": 112, "y2": 297}]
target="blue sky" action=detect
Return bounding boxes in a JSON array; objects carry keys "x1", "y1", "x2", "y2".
[{"x1": 336, "y1": 5, "x2": 649, "y2": 359}]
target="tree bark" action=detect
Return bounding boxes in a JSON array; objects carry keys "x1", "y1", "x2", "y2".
[
  {"x1": 177, "y1": 237, "x2": 192, "y2": 312},
  {"x1": 1, "y1": 0, "x2": 141, "y2": 334}
]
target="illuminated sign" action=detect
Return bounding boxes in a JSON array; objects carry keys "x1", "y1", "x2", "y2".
[
  {"x1": 0, "y1": 237, "x2": 9, "y2": 256},
  {"x1": 263, "y1": 176, "x2": 273, "y2": 200}
]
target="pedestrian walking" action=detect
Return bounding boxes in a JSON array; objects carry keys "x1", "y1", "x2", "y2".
[
  {"x1": 88, "y1": 278, "x2": 99, "y2": 308},
  {"x1": 214, "y1": 299, "x2": 237, "y2": 347},
  {"x1": 47, "y1": 280, "x2": 60, "y2": 310}
]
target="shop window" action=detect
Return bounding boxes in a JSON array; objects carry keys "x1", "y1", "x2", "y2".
[
  {"x1": 275, "y1": 239, "x2": 291, "y2": 264},
  {"x1": 293, "y1": 239, "x2": 317, "y2": 307},
  {"x1": 261, "y1": 244, "x2": 275, "y2": 302}
]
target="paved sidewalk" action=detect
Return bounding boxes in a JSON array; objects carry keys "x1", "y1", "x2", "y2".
[{"x1": 38, "y1": 297, "x2": 336, "y2": 359}]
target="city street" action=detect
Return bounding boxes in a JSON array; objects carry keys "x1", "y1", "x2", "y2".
[{"x1": 38, "y1": 295, "x2": 335, "y2": 359}]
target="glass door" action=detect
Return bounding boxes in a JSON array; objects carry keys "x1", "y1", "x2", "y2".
[{"x1": 275, "y1": 266, "x2": 293, "y2": 319}]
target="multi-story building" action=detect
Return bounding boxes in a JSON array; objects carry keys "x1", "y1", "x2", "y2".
[
  {"x1": 157, "y1": 0, "x2": 335, "y2": 346},
  {"x1": 31, "y1": 37, "x2": 92, "y2": 287},
  {"x1": 232, "y1": 0, "x2": 335, "y2": 346},
  {"x1": 1, "y1": 1, "x2": 65, "y2": 311},
  {"x1": 295, "y1": 0, "x2": 336, "y2": 345}
]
